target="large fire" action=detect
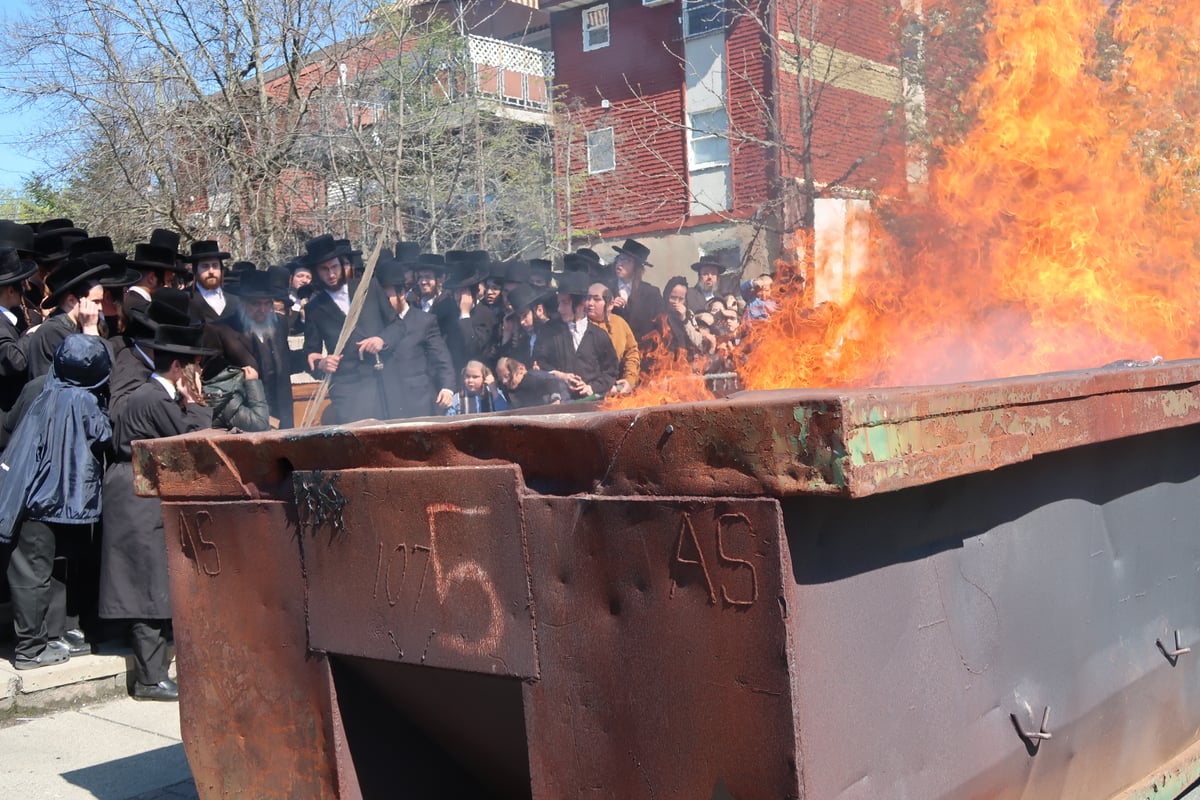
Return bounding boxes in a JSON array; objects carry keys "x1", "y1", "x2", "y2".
[{"x1": 611, "y1": 0, "x2": 1200, "y2": 408}]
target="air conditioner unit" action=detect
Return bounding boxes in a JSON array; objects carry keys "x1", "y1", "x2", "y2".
[{"x1": 643, "y1": 0, "x2": 673, "y2": 7}]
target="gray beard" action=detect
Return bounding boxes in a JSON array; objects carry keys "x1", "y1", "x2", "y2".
[{"x1": 240, "y1": 307, "x2": 278, "y2": 341}]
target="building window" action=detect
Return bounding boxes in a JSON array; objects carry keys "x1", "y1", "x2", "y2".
[
  {"x1": 583, "y1": 5, "x2": 610, "y2": 51},
  {"x1": 688, "y1": 107, "x2": 730, "y2": 169},
  {"x1": 586, "y1": 127, "x2": 615, "y2": 174},
  {"x1": 683, "y1": 0, "x2": 724, "y2": 38}
]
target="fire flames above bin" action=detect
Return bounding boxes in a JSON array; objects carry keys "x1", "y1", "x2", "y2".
[{"x1": 612, "y1": 0, "x2": 1200, "y2": 410}]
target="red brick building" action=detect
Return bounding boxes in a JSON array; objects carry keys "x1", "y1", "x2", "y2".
[{"x1": 544, "y1": 0, "x2": 919, "y2": 294}]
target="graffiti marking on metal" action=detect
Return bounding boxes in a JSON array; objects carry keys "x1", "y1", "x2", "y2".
[
  {"x1": 178, "y1": 509, "x2": 222, "y2": 576},
  {"x1": 302, "y1": 466, "x2": 537, "y2": 678},
  {"x1": 670, "y1": 511, "x2": 758, "y2": 607}
]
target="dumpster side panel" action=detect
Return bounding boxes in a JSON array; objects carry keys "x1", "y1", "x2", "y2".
[
  {"x1": 783, "y1": 427, "x2": 1200, "y2": 799},
  {"x1": 521, "y1": 496, "x2": 801, "y2": 800},
  {"x1": 165, "y1": 501, "x2": 347, "y2": 799}
]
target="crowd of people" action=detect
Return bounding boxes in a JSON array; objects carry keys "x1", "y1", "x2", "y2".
[{"x1": 0, "y1": 217, "x2": 778, "y2": 694}]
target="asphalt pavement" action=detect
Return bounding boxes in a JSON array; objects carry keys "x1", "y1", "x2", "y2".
[{"x1": 0, "y1": 695, "x2": 196, "y2": 799}]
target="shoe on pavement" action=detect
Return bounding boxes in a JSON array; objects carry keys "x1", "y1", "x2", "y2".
[
  {"x1": 56, "y1": 629, "x2": 93, "y2": 656},
  {"x1": 13, "y1": 640, "x2": 71, "y2": 671},
  {"x1": 132, "y1": 678, "x2": 179, "y2": 702}
]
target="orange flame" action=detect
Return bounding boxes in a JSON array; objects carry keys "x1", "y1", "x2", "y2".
[{"x1": 615, "y1": 0, "x2": 1200, "y2": 405}]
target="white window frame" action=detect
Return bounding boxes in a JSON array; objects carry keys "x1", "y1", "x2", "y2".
[
  {"x1": 683, "y1": 0, "x2": 724, "y2": 39},
  {"x1": 687, "y1": 107, "x2": 730, "y2": 170},
  {"x1": 586, "y1": 127, "x2": 616, "y2": 174},
  {"x1": 583, "y1": 4, "x2": 610, "y2": 52}
]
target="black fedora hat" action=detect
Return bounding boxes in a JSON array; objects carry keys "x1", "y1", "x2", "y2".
[
  {"x1": 98, "y1": 260, "x2": 142, "y2": 289},
  {"x1": 575, "y1": 248, "x2": 604, "y2": 268},
  {"x1": 376, "y1": 256, "x2": 408, "y2": 289},
  {"x1": 612, "y1": 238, "x2": 652, "y2": 267},
  {"x1": 0, "y1": 247, "x2": 36, "y2": 286},
  {"x1": 287, "y1": 259, "x2": 312, "y2": 276},
  {"x1": 394, "y1": 242, "x2": 421, "y2": 264},
  {"x1": 413, "y1": 253, "x2": 445, "y2": 275},
  {"x1": 35, "y1": 218, "x2": 86, "y2": 241},
  {"x1": 127, "y1": 287, "x2": 196, "y2": 335},
  {"x1": 506, "y1": 283, "x2": 540, "y2": 314},
  {"x1": 0, "y1": 221, "x2": 35, "y2": 257},
  {"x1": 149, "y1": 228, "x2": 181, "y2": 257},
  {"x1": 690, "y1": 257, "x2": 724, "y2": 274},
  {"x1": 34, "y1": 231, "x2": 88, "y2": 263},
  {"x1": 299, "y1": 234, "x2": 343, "y2": 268},
  {"x1": 334, "y1": 238, "x2": 362, "y2": 258},
  {"x1": 130, "y1": 243, "x2": 191, "y2": 275},
  {"x1": 503, "y1": 260, "x2": 530, "y2": 285},
  {"x1": 555, "y1": 269, "x2": 591, "y2": 297},
  {"x1": 562, "y1": 253, "x2": 589, "y2": 273},
  {"x1": 137, "y1": 323, "x2": 217, "y2": 358},
  {"x1": 41, "y1": 258, "x2": 109, "y2": 310},
  {"x1": 70, "y1": 236, "x2": 123, "y2": 262},
  {"x1": 442, "y1": 257, "x2": 487, "y2": 291},
  {"x1": 231, "y1": 266, "x2": 286, "y2": 301},
  {"x1": 185, "y1": 240, "x2": 231, "y2": 264}
]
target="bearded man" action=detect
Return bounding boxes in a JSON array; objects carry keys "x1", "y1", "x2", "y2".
[{"x1": 235, "y1": 266, "x2": 302, "y2": 428}]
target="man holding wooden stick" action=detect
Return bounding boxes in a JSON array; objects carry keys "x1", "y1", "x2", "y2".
[{"x1": 300, "y1": 235, "x2": 392, "y2": 424}]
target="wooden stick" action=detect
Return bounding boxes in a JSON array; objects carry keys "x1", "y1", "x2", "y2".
[{"x1": 300, "y1": 238, "x2": 386, "y2": 428}]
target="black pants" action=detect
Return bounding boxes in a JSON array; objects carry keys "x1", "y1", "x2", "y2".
[
  {"x1": 6, "y1": 520, "x2": 85, "y2": 659},
  {"x1": 129, "y1": 619, "x2": 171, "y2": 685}
]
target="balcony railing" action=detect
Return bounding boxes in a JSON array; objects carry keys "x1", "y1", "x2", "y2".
[{"x1": 466, "y1": 34, "x2": 555, "y2": 112}]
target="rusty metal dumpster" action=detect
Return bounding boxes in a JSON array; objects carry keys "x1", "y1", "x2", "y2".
[{"x1": 137, "y1": 359, "x2": 1200, "y2": 799}]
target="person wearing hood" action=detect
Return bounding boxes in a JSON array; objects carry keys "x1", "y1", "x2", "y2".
[{"x1": 0, "y1": 334, "x2": 112, "y2": 670}]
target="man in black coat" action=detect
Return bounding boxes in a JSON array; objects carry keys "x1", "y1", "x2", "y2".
[
  {"x1": 233, "y1": 267, "x2": 304, "y2": 428},
  {"x1": 376, "y1": 257, "x2": 455, "y2": 419},
  {"x1": 0, "y1": 248, "x2": 35, "y2": 443},
  {"x1": 532, "y1": 270, "x2": 619, "y2": 399},
  {"x1": 610, "y1": 238, "x2": 663, "y2": 343},
  {"x1": 300, "y1": 234, "x2": 391, "y2": 424},
  {"x1": 100, "y1": 324, "x2": 214, "y2": 701},
  {"x1": 185, "y1": 240, "x2": 242, "y2": 325},
  {"x1": 431, "y1": 251, "x2": 497, "y2": 372},
  {"x1": 24, "y1": 257, "x2": 109, "y2": 378},
  {"x1": 124, "y1": 240, "x2": 189, "y2": 319}
]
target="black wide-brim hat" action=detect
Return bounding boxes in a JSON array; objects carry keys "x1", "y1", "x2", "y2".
[
  {"x1": 127, "y1": 287, "x2": 197, "y2": 335},
  {"x1": 443, "y1": 262, "x2": 487, "y2": 291},
  {"x1": 414, "y1": 253, "x2": 446, "y2": 275},
  {"x1": 376, "y1": 257, "x2": 408, "y2": 288},
  {"x1": 394, "y1": 241, "x2": 421, "y2": 264},
  {"x1": 231, "y1": 267, "x2": 287, "y2": 301},
  {"x1": 0, "y1": 221, "x2": 35, "y2": 257},
  {"x1": 137, "y1": 323, "x2": 217, "y2": 357},
  {"x1": 185, "y1": 240, "x2": 231, "y2": 264},
  {"x1": 131, "y1": 243, "x2": 191, "y2": 275},
  {"x1": 0, "y1": 247, "x2": 36, "y2": 286},
  {"x1": 34, "y1": 232, "x2": 88, "y2": 263},
  {"x1": 554, "y1": 269, "x2": 591, "y2": 297},
  {"x1": 41, "y1": 258, "x2": 109, "y2": 310},
  {"x1": 690, "y1": 257, "x2": 724, "y2": 273},
  {"x1": 612, "y1": 238, "x2": 653, "y2": 267},
  {"x1": 506, "y1": 283, "x2": 539, "y2": 313},
  {"x1": 299, "y1": 234, "x2": 343, "y2": 268},
  {"x1": 98, "y1": 261, "x2": 143, "y2": 289}
]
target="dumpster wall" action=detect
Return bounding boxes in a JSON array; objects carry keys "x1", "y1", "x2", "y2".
[{"x1": 143, "y1": 359, "x2": 1200, "y2": 798}]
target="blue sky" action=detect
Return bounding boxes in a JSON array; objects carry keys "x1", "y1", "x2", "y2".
[{"x1": 0, "y1": 0, "x2": 50, "y2": 191}]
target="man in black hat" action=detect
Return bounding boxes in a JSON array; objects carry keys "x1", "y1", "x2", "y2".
[
  {"x1": 300, "y1": 234, "x2": 392, "y2": 423},
  {"x1": 686, "y1": 257, "x2": 724, "y2": 313},
  {"x1": 68, "y1": 237, "x2": 141, "y2": 340},
  {"x1": 28, "y1": 219, "x2": 87, "y2": 326},
  {"x1": 0, "y1": 248, "x2": 36, "y2": 449},
  {"x1": 100, "y1": 323, "x2": 214, "y2": 701},
  {"x1": 610, "y1": 238, "x2": 663, "y2": 342},
  {"x1": 409, "y1": 253, "x2": 445, "y2": 313},
  {"x1": 24, "y1": 256, "x2": 108, "y2": 379},
  {"x1": 234, "y1": 266, "x2": 304, "y2": 428},
  {"x1": 431, "y1": 250, "x2": 498, "y2": 372},
  {"x1": 185, "y1": 240, "x2": 241, "y2": 324},
  {"x1": 532, "y1": 270, "x2": 619, "y2": 399},
  {"x1": 110, "y1": 288, "x2": 195, "y2": 410},
  {"x1": 125, "y1": 241, "x2": 190, "y2": 318},
  {"x1": 497, "y1": 283, "x2": 547, "y2": 368},
  {"x1": 374, "y1": 255, "x2": 455, "y2": 419}
]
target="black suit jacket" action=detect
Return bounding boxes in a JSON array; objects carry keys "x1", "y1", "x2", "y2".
[
  {"x1": 189, "y1": 290, "x2": 242, "y2": 326},
  {"x1": 302, "y1": 280, "x2": 391, "y2": 423},
  {"x1": 245, "y1": 320, "x2": 304, "y2": 428},
  {"x1": 379, "y1": 308, "x2": 455, "y2": 419},
  {"x1": 532, "y1": 319, "x2": 619, "y2": 398},
  {"x1": 614, "y1": 281, "x2": 663, "y2": 342}
]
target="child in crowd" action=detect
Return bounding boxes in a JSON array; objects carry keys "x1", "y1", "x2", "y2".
[{"x1": 445, "y1": 360, "x2": 509, "y2": 415}]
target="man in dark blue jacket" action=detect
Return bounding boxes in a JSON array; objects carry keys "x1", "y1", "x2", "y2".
[{"x1": 0, "y1": 335, "x2": 112, "y2": 669}]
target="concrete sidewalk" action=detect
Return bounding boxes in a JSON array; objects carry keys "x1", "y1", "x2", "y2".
[{"x1": 0, "y1": 694, "x2": 196, "y2": 799}]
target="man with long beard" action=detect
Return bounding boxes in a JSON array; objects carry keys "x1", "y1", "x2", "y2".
[
  {"x1": 300, "y1": 234, "x2": 392, "y2": 423},
  {"x1": 235, "y1": 266, "x2": 302, "y2": 428}
]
